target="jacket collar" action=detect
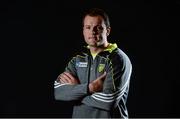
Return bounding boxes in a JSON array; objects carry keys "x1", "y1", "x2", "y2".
[{"x1": 82, "y1": 43, "x2": 118, "y2": 57}]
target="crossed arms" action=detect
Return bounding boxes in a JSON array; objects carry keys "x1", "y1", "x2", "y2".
[
  {"x1": 57, "y1": 71, "x2": 107, "y2": 93},
  {"x1": 54, "y1": 54, "x2": 132, "y2": 111}
]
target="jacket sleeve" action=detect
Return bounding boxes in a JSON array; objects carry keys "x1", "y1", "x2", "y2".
[
  {"x1": 54, "y1": 57, "x2": 88, "y2": 101},
  {"x1": 81, "y1": 50, "x2": 132, "y2": 111}
]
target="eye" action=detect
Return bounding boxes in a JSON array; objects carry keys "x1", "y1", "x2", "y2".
[
  {"x1": 97, "y1": 26, "x2": 103, "y2": 30},
  {"x1": 84, "y1": 26, "x2": 91, "y2": 30}
]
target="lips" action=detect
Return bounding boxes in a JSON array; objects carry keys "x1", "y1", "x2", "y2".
[
  {"x1": 89, "y1": 36, "x2": 95, "y2": 39},
  {"x1": 89, "y1": 36, "x2": 97, "y2": 40}
]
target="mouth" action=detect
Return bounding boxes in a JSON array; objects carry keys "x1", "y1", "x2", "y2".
[{"x1": 88, "y1": 36, "x2": 98, "y2": 41}]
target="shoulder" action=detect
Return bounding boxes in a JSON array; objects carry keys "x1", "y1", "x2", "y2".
[
  {"x1": 109, "y1": 48, "x2": 128, "y2": 59},
  {"x1": 109, "y1": 48, "x2": 132, "y2": 67}
]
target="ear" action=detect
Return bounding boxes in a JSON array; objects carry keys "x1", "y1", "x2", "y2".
[{"x1": 106, "y1": 27, "x2": 111, "y2": 36}]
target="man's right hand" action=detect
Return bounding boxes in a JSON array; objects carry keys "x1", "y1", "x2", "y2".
[{"x1": 88, "y1": 72, "x2": 107, "y2": 93}]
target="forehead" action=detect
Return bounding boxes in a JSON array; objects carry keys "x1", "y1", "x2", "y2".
[{"x1": 83, "y1": 15, "x2": 105, "y2": 25}]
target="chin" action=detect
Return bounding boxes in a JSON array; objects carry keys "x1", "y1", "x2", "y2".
[
  {"x1": 96, "y1": 42, "x2": 103, "y2": 46},
  {"x1": 88, "y1": 44, "x2": 96, "y2": 47}
]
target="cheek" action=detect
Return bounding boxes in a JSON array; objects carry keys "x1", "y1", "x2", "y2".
[
  {"x1": 83, "y1": 30, "x2": 86, "y2": 36},
  {"x1": 102, "y1": 31, "x2": 108, "y2": 36},
  {"x1": 98, "y1": 31, "x2": 106, "y2": 37},
  {"x1": 83, "y1": 30, "x2": 89, "y2": 36}
]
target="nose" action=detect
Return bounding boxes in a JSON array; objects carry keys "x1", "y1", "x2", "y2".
[
  {"x1": 92, "y1": 30, "x2": 96, "y2": 35},
  {"x1": 91, "y1": 27, "x2": 98, "y2": 35}
]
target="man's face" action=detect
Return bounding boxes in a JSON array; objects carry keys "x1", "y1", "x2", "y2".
[{"x1": 83, "y1": 15, "x2": 110, "y2": 47}]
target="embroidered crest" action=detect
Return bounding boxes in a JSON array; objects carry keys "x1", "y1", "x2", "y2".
[{"x1": 98, "y1": 64, "x2": 105, "y2": 72}]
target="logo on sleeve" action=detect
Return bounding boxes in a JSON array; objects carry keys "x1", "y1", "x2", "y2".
[
  {"x1": 98, "y1": 64, "x2": 105, "y2": 72},
  {"x1": 76, "y1": 62, "x2": 88, "y2": 67}
]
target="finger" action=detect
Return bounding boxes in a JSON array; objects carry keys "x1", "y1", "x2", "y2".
[
  {"x1": 59, "y1": 75, "x2": 68, "y2": 83},
  {"x1": 99, "y1": 72, "x2": 107, "y2": 80},
  {"x1": 59, "y1": 78, "x2": 67, "y2": 84},
  {"x1": 60, "y1": 73, "x2": 72, "y2": 83},
  {"x1": 101, "y1": 72, "x2": 107, "y2": 77},
  {"x1": 64, "y1": 72, "x2": 75, "y2": 80},
  {"x1": 58, "y1": 74, "x2": 67, "y2": 83},
  {"x1": 57, "y1": 75, "x2": 61, "y2": 82}
]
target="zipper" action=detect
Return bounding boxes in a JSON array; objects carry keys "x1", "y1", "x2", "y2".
[{"x1": 87, "y1": 55, "x2": 92, "y2": 94}]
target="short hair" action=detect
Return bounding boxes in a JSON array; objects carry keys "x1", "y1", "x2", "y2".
[{"x1": 82, "y1": 8, "x2": 110, "y2": 28}]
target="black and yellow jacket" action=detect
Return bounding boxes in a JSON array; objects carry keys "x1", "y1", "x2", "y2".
[{"x1": 54, "y1": 43, "x2": 132, "y2": 118}]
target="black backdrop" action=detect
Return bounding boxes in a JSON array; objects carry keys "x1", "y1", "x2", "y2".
[{"x1": 1, "y1": 0, "x2": 179, "y2": 118}]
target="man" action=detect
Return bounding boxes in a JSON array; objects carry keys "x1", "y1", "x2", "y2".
[{"x1": 54, "y1": 8, "x2": 132, "y2": 118}]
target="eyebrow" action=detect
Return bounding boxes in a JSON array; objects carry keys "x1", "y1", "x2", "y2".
[{"x1": 84, "y1": 24, "x2": 102, "y2": 27}]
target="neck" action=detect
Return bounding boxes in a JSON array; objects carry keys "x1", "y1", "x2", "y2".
[{"x1": 89, "y1": 42, "x2": 109, "y2": 54}]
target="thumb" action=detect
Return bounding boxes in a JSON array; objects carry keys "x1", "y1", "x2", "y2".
[{"x1": 99, "y1": 72, "x2": 107, "y2": 80}]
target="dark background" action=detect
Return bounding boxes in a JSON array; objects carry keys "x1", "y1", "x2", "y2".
[{"x1": 1, "y1": 0, "x2": 179, "y2": 118}]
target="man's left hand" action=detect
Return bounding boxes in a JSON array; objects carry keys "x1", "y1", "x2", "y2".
[{"x1": 57, "y1": 72, "x2": 80, "y2": 85}]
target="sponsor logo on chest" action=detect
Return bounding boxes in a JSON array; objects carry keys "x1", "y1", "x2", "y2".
[{"x1": 76, "y1": 62, "x2": 88, "y2": 67}]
